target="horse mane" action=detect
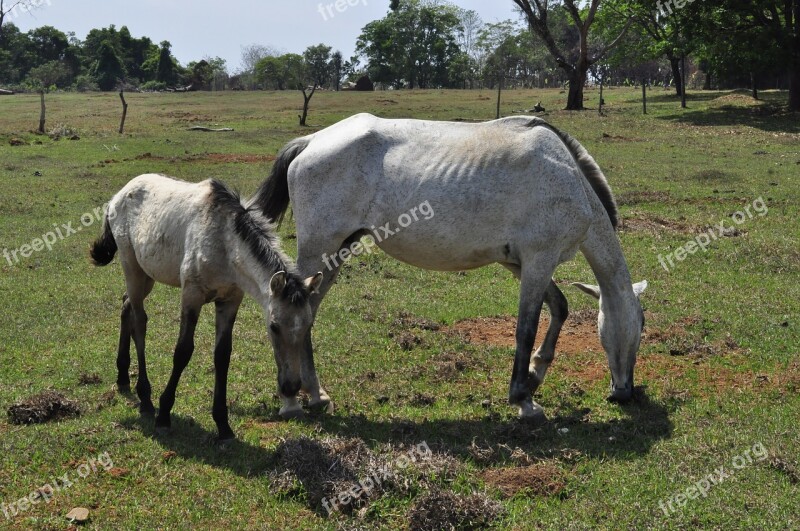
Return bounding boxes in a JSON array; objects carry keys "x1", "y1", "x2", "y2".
[
  {"x1": 208, "y1": 179, "x2": 310, "y2": 305},
  {"x1": 525, "y1": 117, "x2": 619, "y2": 229}
]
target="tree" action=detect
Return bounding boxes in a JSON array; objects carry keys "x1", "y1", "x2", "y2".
[
  {"x1": 91, "y1": 40, "x2": 126, "y2": 90},
  {"x1": 27, "y1": 60, "x2": 67, "y2": 133},
  {"x1": 513, "y1": 0, "x2": 634, "y2": 109},
  {"x1": 330, "y1": 50, "x2": 343, "y2": 91},
  {"x1": 299, "y1": 45, "x2": 332, "y2": 125},
  {"x1": 155, "y1": 40, "x2": 178, "y2": 85},
  {"x1": 0, "y1": 0, "x2": 46, "y2": 44},
  {"x1": 357, "y1": 0, "x2": 464, "y2": 89},
  {"x1": 240, "y1": 43, "x2": 279, "y2": 89}
]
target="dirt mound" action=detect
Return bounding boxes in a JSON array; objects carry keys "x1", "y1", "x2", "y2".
[
  {"x1": 448, "y1": 315, "x2": 602, "y2": 354},
  {"x1": 711, "y1": 93, "x2": 763, "y2": 107},
  {"x1": 481, "y1": 463, "x2": 566, "y2": 498},
  {"x1": 407, "y1": 489, "x2": 502, "y2": 531},
  {"x1": 7, "y1": 391, "x2": 81, "y2": 425}
]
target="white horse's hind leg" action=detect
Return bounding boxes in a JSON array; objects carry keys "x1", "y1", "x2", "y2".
[
  {"x1": 509, "y1": 258, "x2": 558, "y2": 423},
  {"x1": 122, "y1": 265, "x2": 156, "y2": 415}
]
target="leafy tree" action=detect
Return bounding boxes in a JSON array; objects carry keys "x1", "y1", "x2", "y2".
[
  {"x1": 513, "y1": 0, "x2": 634, "y2": 109},
  {"x1": 155, "y1": 40, "x2": 178, "y2": 85},
  {"x1": 357, "y1": 0, "x2": 464, "y2": 88},
  {"x1": 27, "y1": 60, "x2": 68, "y2": 133},
  {"x1": 91, "y1": 40, "x2": 126, "y2": 90}
]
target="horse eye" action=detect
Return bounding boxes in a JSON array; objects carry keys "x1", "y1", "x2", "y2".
[{"x1": 270, "y1": 323, "x2": 280, "y2": 334}]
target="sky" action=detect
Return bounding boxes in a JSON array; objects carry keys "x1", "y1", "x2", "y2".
[{"x1": 10, "y1": 0, "x2": 521, "y2": 72}]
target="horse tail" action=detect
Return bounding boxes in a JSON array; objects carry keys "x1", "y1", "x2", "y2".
[
  {"x1": 250, "y1": 136, "x2": 312, "y2": 226},
  {"x1": 90, "y1": 214, "x2": 117, "y2": 266},
  {"x1": 528, "y1": 118, "x2": 618, "y2": 229}
]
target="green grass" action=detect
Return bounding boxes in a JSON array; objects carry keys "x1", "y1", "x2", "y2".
[{"x1": 0, "y1": 87, "x2": 798, "y2": 530}]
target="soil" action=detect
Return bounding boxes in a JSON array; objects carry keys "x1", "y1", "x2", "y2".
[
  {"x1": 7, "y1": 390, "x2": 81, "y2": 425},
  {"x1": 481, "y1": 462, "x2": 566, "y2": 498},
  {"x1": 407, "y1": 489, "x2": 502, "y2": 531}
]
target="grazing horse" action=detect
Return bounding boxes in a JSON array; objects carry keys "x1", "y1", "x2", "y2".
[
  {"x1": 256, "y1": 114, "x2": 647, "y2": 422},
  {"x1": 90, "y1": 174, "x2": 323, "y2": 439}
]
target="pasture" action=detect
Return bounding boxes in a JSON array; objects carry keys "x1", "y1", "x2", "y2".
[{"x1": 0, "y1": 87, "x2": 798, "y2": 530}]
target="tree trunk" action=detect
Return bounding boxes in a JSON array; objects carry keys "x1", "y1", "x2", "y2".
[
  {"x1": 750, "y1": 72, "x2": 758, "y2": 100},
  {"x1": 565, "y1": 67, "x2": 586, "y2": 110},
  {"x1": 680, "y1": 55, "x2": 687, "y2": 109},
  {"x1": 38, "y1": 91, "x2": 46, "y2": 134},
  {"x1": 642, "y1": 82, "x2": 647, "y2": 115},
  {"x1": 119, "y1": 90, "x2": 129, "y2": 134},
  {"x1": 496, "y1": 77, "x2": 502, "y2": 119},
  {"x1": 599, "y1": 75, "x2": 604, "y2": 115},
  {"x1": 790, "y1": 62, "x2": 800, "y2": 111},
  {"x1": 299, "y1": 86, "x2": 317, "y2": 126},
  {"x1": 669, "y1": 54, "x2": 683, "y2": 96},
  {"x1": 703, "y1": 71, "x2": 712, "y2": 90}
]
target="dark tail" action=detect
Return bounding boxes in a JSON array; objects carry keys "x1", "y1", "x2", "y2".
[
  {"x1": 250, "y1": 137, "x2": 312, "y2": 226},
  {"x1": 90, "y1": 215, "x2": 117, "y2": 266}
]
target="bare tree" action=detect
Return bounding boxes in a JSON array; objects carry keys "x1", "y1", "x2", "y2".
[
  {"x1": 239, "y1": 44, "x2": 280, "y2": 89},
  {"x1": 513, "y1": 0, "x2": 633, "y2": 110},
  {"x1": 0, "y1": 0, "x2": 47, "y2": 42}
]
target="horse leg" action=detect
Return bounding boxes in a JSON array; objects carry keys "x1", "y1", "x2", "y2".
[
  {"x1": 155, "y1": 290, "x2": 203, "y2": 434},
  {"x1": 125, "y1": 271, "x2": 156, "y2": 416},
  {"x1": 509, "y1": 258, "x2": 557, "y2": 422},
  {"x1": 116, "y1": 293, "x2": 132, "y2": 392},
  {"x1": 294, "y1": 234, "x2": 355, "y2": 413},
  {"x1": 503, "y1": 266, "x2": 568, "y2": 395},
  {"x1": 211, "y1": 294, "x2": 242, "y2": 441},
  {"x1": 530, "y1": 281, "x2": 568, "y2": 394}
]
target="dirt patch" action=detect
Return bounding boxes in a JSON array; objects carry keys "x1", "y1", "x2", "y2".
[
  {"x1": 619, "y1": 211, "x2": 697, "y2": 235},
  {"x1": 391, "y1": 331, "x2": 424, "y2": 351},
  {"x1": 78, "y1": 373, "x2": 102, "y2": 386},
  {"x1": 433, "y1": 351, "x2": 484, "y2": 381},
  {"x1": 410, "y1": 392, "x2": 436, "y2": 407},
  {"x1": 201, "y1": 153, "x2": 276, "y2": 164},
  {"x1": 127, "y1": 152, "x2": 275, "y2": 164},
  {"x1": 9, "y1": 138, "x2": 26, "y2": 146},
  {"x1": 601, "y1": 132, "x2": 638, "y2": 142},
  {"x1": 407, "y1": 489, "x2": 502, "y2": 531},
  {"x1": 617, "y1": 190, "x2": 672, "y2": 206},
  {"x1": 768, "y1": 457, "x2": 800, "y2": 484},
  {"x1": 7, "y1": 391, "x2": 81, "y2": 425},
  {"x1": 448, "y1": 315, "x2": 602, "y2": 354},
  {"x1": 394, "y1": 312, "x2": 441, "y2": 331},
  {"x1": 481, "y1": 463, "x2": 566, "y2": 498}
]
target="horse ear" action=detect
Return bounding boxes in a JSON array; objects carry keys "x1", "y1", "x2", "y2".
[
  {"x1": 270, "y1": 271, "x2": 287, "y2": 297},
  {"x1": 632, "y1": 280, "x2": 648, "y2": 298},
  {"x1": 305, "y1": 272, "x2": 323, "y2": 294},
  {"x1": 572, "y1": 282, "x2": 601, "y2": 300}
]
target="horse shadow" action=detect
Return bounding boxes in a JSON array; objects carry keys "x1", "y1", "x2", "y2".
[{"x1": 122, "y1": 386, "x2": 675, "y2": 477}]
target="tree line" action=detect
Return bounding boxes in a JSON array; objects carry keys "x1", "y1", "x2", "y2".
[{"x1": 0, "y1": 0, "x2": 797, "y2": 111}]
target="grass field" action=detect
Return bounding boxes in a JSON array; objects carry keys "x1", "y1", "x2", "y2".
[{"x1": 0, "y1": 86, "x2": 798, "y2": 530}]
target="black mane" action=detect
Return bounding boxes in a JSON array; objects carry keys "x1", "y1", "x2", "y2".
[{"x1": 208, "y1": 179, "x2": 309, "y2": 305}]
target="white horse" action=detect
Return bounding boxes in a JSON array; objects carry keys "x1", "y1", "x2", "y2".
[
  {"x1": 91, "y1": 174, "x2": 324, "y2": 439},
  {"x1": 255, "y1": 114, "x2": 647, "y2": 422}
]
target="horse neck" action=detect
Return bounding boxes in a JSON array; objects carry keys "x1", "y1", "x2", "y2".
[
  {"x1": 580, "y1": 218, "x2": 637, "y2": 310},
  {"x1": 229, "y1": 237, "x2": 289, "y2": 309}
]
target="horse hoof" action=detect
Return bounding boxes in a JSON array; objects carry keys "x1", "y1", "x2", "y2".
[
  {"x1": 140, "y1": 406, "x2": 156, "y2": 417},
  {"x1": 217, "y1": 433, "x2": 236, "y2": 446},
  {"x1": 279, "y1": 406, "x2": 305, "y2": 420},
  {"x1": 117, "y1": 383, "x2": 131, "y2": 394},
  {"x1": 517, "y1": 402, "x2": 548, "y2": 426},
  {"x1": 155, "y1": 425, "x2": 171, "y2": 437},
  {"x1": 308, "y1": 398, "x2": 333, "y2": 414}
]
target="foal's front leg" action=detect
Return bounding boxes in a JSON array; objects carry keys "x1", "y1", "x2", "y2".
[
  {"x1": 211, "y1": 296, "x2": 242, "y2": 441},
  {"x1": 155, "y1": 293, "x2": 203, "y2": 434}
]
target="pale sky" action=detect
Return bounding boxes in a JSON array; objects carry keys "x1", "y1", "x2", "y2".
[{"x1": 11, "y1": 0, "x2": 521, "y2": 72}]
